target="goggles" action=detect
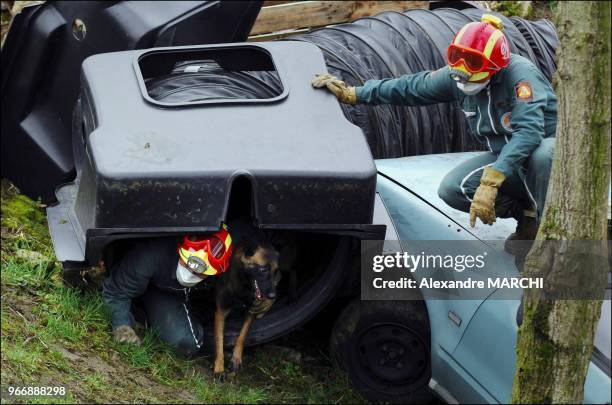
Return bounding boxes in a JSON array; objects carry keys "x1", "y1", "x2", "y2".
[
  {"x1": 177, "y1": 224, "x2": 233, "y2": 276},
  {"x1": 447, "y1": 44, "x2": 500, "y2": 74}
]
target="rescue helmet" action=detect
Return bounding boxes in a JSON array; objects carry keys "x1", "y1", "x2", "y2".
[
  {"x1": 178, "y1": 223, "x2": 233, "y2": 277},
  {"x1": 447, "y1": 14, "x2": 511, "y2": 83}
]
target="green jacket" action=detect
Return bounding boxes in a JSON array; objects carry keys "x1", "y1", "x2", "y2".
[{"x1": 355, "y1": 54, "x2": 557, "y2": 177}]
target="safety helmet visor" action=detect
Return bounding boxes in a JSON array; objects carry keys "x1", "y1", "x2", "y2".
[{"x1": 447, "y1": 44, "x2": 498, "y2": 73}]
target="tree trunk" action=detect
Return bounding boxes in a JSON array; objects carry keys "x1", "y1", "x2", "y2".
[{"x1": 511, "y1": 1, "x2": 611, "y2": 404}]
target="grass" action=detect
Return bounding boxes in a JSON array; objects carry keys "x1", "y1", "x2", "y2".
[{"x1": 0, "y1": 179, "x2": 362, "y2": 403}]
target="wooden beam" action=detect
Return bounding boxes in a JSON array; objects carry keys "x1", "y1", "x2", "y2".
[
  {"x1": 262, "y1": 1, "x2": 297, "y2": 6},
  {"x1": 248, "y1": 28, "x2": 311, "y2": 42},
  {"x1": 250, "y1": 1, "x2": 428, "y2": 36}
]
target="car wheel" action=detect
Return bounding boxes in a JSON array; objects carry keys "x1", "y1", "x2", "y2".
[{"x1": 330, "y1": 299, "x2": 433, "y2": 404}]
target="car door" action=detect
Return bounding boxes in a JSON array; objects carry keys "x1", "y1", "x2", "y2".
[{"x1": 451, "y1": 288, "x2": 611, "y2": 404}]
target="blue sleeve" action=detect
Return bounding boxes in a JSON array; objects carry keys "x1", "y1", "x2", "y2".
[
  {"x1": 492, "y1": 69, "x2": 551, "y2": 177},
  {"x1": 355, "y1": 66, "x2": 460, "y2": 106},
  {"x1": 102, "y1": 240, "x2": 167, "y2": 328}
]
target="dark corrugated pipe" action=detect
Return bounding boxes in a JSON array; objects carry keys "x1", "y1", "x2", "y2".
[{"x1": 146, "y1": 7, "x2": 558, "y2": 159}]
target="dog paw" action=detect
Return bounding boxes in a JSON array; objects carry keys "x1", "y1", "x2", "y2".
[
  {"x1": 230, "y1": 357, "x2": 242, "y2": 372},
  {"x1": 213, "y1": 361, "x2": 226, "y2": 382}
]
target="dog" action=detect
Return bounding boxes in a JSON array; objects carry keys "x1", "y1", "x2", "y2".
[{"x1": 213, "y1": 219, "x2": 280, "y2": 378}]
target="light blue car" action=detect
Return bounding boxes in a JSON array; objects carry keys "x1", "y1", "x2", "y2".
[{"x1": 331, "y1": 152, "x2": 611, "y2": 404}]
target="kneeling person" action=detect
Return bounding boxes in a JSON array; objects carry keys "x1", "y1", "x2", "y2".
[
  {"x1": 312, "y1": 14, "x2": 557, "y2": 247},
  {"x1": 102, "y1": 226, "x2": 232, "y2": 357}
]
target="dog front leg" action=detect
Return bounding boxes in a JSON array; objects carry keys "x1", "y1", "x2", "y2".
[
  {"x1": 231, "y1": 313, "x2": 254, "y2": 372},
  {"x1": 214, "y1": 307, "x2": 229, "y2": 378}
]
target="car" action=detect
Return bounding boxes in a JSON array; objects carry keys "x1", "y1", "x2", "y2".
[{"x1": 327, "y1": 152, "x2": 611, "y2": 403}]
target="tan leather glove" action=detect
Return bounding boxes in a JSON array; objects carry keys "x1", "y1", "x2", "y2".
[
  {"x1": 470, "y1": 166, "x2": 505, "y2": 227},
  {"x1": 113, "y1": 325, "x2": 142, "y2": 345},
  {"x1": 311, "y1": 73, "x2": 357, "y2": 105}
]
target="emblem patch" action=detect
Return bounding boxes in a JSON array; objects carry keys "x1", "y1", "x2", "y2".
[
  {"x1": 501, "y1": 112, "x2": 513, "y2": 132},
  {"x1": 515, "y1": 81, "x2": 533, "y2": 102}
]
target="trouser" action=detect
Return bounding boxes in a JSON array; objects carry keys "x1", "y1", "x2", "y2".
[
  {"x1": 139, "y1": 286, "x2": 205, "y2": 358},
  {"x1": 438, "y1": 137, "x2": 555, "y2": 221}
]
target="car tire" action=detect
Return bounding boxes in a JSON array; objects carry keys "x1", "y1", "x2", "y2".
[{"x1": 330, "y1": 299, "x2": 433, "y2": 404}]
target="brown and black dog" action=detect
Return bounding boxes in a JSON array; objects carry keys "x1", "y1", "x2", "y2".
[{"x1": 213, "y1": 220, "x2": 280, "y2": 378}]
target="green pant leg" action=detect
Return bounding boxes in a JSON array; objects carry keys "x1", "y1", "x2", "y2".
[
  {"x1": 438, "y1": 152, "x2": 528, "y2": 218},
  {"x1": 523, "y1": 137, "x2": 555, "y2": 219},
  {"x1": 141, "y1": 286, "x2": 205, "y2": 358}
]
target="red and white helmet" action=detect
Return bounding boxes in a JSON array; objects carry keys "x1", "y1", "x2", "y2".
[
  {"x1": 177, "y1": 223, "x2": 233, "y2": 277},
  {"x1": 447, "y1": 14, "x2": 511, "y2": 83}
]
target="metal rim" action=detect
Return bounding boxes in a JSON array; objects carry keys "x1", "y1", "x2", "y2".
[{"x1": 352, "y1": 322, "x2": 429, "y2": 393}]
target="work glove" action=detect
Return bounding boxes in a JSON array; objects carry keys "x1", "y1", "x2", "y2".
[
  {"x1": 113, "y1": 325, "x2": 142, "y2": 346},
  {"x1": 470, "y1": 166, "x2": 505, "y2": 227},
  {"x1": 311, "y1": 73, "x2": 357, "y2": 105},
  {"x1": 249, "y1": 298, "x2": 275, "y2": 318}
]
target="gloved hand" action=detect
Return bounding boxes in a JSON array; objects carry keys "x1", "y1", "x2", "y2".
[
  {"x1": 470, "y1": 166, "x2": 505, "y2": 227},
  {"x1": 311, "y1": 73, "x2": 357, "y2": 105},
  {"x1": 113, "y1": 325, "x2": 142, "y2": 345},
  {"x1": 249, "y1": 298, "x2": 275, "y2": 319}
]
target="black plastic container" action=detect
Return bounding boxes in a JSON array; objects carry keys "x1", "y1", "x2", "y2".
[{"x1": 48, "y1": 42, "x2": 381, "y2": 265}]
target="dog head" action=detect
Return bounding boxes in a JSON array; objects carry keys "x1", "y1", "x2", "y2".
[{"x1": 236, "y1": 242, "x2": 280, "y2": 301}]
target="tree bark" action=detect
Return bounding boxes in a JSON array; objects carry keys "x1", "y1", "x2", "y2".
[{"x1": 511, "y1": 1, "x2": 611, "y2": 404}]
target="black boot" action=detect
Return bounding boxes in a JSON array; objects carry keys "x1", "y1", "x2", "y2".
[{"x1": 505, "y1": 214, "x2": 538, "y2": 255}]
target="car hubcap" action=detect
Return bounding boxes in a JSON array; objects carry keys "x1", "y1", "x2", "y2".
[{"x1": 354, "y1": 323, "x2": 428, "y2": 390}]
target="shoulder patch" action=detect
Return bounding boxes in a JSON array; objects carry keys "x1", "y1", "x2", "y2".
[{"x1": 515, "y1": 81, "x2": 533, "y2": 102}]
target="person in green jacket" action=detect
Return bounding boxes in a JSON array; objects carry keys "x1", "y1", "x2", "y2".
[
  {"x1": 312, "y1": 14, "x2": 557, "y2": 248},
  {"x1": 102, "y1": 226, "x2": 233, "y2": 355}
]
